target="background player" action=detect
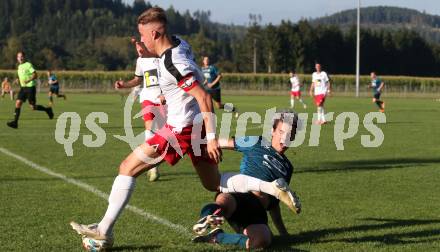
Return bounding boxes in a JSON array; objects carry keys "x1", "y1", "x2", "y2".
[
  {"x1": 202, "y1": 56, "x2": 238, "y2": 117},
  {"x1": 309, "y1": 62, "x2": 331, "y2": 125},
  {"x1": 47, "y1": 70, "x2": 66, "y2": 105},
  {"x1": 192, "y1": 111, "x2": 301, "y2": 249},
  {"x1": 369, "y1": 71, "x2": 385, "y2": 112},
  {"x1": 1, "y1": 77, "x2": 14, "y2": 100},
  {"x1": 289, "y1": 70, "x2": 306, "y2": 109},
  {"x1": 7, "y1": 51, "x2": 53, "y2": 129},
  {"x1": 115, "y1": 37, "x2": 165, "y2": 182},
  {"x1": 70, "y1": 8, "x2": 298, "y2": 251}
]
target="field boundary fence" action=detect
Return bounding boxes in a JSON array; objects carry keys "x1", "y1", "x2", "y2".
[{"x1": 1, "y1": 70, "x2": 439, "y2": 98}]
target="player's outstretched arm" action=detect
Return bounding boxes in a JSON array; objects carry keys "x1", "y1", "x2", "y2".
[
  {"x1": 218, "y1": 138, "x2": 235, "y2": 150},
  {"x1": 114, "y1": 76, "x2": 142, "y2": 89},
  {"x1": 269, "y1": 203, "x2": 289, "y2": 235},
  {"x1": 378, "y1": 81, "x2": 385, "y2": 92},
  {"x1": 309, "y1": 83, "x2": 314, "y2": 97},
  {"x1": 25, "y1": 72, "x2": 37, "y2": 84},
  {"x1": 209, "y1": 73, "x2": 222, "y2": 88}
]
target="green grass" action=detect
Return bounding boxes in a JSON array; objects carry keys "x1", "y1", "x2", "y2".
[{"x1": 0, "y1": 94, "x2": 439, "y2": 251}]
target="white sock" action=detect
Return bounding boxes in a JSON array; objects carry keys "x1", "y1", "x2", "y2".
[
  {"x1": 145, "y1": 129, "x2": 154, "y2": 141},
  {"x1": 299, "y1": 98, "x2": 304, "y2": 105},
  {"x1": 219, "y1": 173, "x2": 280, "y2": 198},
  {"x1": 98, "y1": 175, "x2": 136, "y2": 235},
  {"x1": 321, "y1": 107, "x2": 326, "y2": 121},
  {"x1": 317, "y1": 107, "x2": 322, "y2": 121},
  {"x1": 290, "y1": 98, "x2": 294, "y2": 108}
]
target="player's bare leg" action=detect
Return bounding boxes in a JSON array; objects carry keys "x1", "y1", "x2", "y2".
[
  {"x1": 298, "y1": 95, "x2": 307, "y2": 109},
  {"x1": 144, "y1": 120, "x2": 160, "y2": 182},
  {"x1": 290, "y1": 95, "x2": 295, "y2": 108},
  {"x1": 243, "y1": 224, "x2": 272, "y2": 249},
  {"x1": 71, "y1": 143, "x2": 163, "y2": 242}
]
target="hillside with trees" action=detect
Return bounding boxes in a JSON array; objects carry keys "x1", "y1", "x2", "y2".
[
  {"x1": 312, "y1": 6, "x2": 440, "y2": 43},
  {"x1": 1, "y1": 1, "x2": 439, "y2": 76}
]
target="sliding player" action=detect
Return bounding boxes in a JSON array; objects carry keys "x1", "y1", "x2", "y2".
[{"x1": 192, "y1": 111, "x2": 300, "y2": 250}]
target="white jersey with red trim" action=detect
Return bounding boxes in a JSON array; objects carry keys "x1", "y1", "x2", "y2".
[
  {"x1": 290, "y1": 76, "x2": 301, "y2": 92},
  {"x1": 134, "y1": 57, "x2": 162, "y2": 104},
  {"x1": 157, "y1": 36, "x2": 203, "y2": 130},
  {"x1": 312, "y1": 71, "x2": 330, "y2": 95}
]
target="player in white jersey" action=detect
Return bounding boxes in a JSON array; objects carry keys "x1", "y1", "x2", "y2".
[
  {"x1": 309, "y1": 63, "x2": 331, "y2": 125},
  {"x1": 116, "y1": 39, "x2": 165, "y2": 182},
  {"x1": 289, "y1": 70, "x2": 306, "y2": 109},
  {"x1": 70, "y1": 8, "x2": 299, "y2": 250}
]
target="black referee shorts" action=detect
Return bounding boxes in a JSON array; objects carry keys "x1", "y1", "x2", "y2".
[{"x1": 17, "y1": 86, "x2": 37, "y2": 104}]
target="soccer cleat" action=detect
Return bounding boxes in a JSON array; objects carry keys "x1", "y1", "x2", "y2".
[
  {"x1": 7, "y1": 120, "x2": 18, "y2": 129},
  {"x1": 272, "y1": 178, "x2": 301, "y2": 214},
  {"x1": 192, "y1": 213, "x2": 225, "y2": 235},
  {"x1": 70, "y1": 222, "x2": 113, "y2": 241},
  {"x1": 46, "y1": 107, "x2": 54, "y2": 119},
  {"x1": 147, "y1": 167, "x2": 160, "y2": 182},
  {"x1": 192, "y1": 228, "x2": 224, "y2": 244},
  {"x1": 82, "y1": 236, "x2": 114, "y2": 252}
]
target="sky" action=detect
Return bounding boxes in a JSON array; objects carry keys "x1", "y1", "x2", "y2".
[{"x1": 124, "y1": 0, "x2": 440, "y2": 25}]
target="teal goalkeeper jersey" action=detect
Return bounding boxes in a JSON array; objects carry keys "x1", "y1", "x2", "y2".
[
  {"x1": 371, "y1": 78, "x2": 382, "y2": 93},
  {"x1": 202, "y1": 65, "x2": 220, "y2": 89},
  {"x1": 234, "y1": 136, "x2": 293, "y2": 184}
]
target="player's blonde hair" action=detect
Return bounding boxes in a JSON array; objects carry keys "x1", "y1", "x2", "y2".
[{"x1": 137, "y1": 7, "x2": 167, "y2": 26}]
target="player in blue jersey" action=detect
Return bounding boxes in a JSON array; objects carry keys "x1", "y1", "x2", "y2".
[
  {"x1": 192, "y1": 110, "x2": 301, "y2": 249},
  {"x1": 369, "y1": 72, "x2": 385, "y2": 112},
  {"x1": 47, "y1": 70, "x2": 66, "y2": 106},
  {"x1": 202, "y1": 56, "x2": 238, "y2": 116}
]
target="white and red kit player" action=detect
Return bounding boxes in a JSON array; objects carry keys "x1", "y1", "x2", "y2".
[
  {"x1": 119, "y1": 48, "x2": 166, "y2": 181},
  {"x1": 289, "y1": 70, "x2": 306, "y2": 109},
  {"x1": 309, "y1": 63, "x2": 331, "y2": 125},
  {"x1": 70, "y1": 8, "x2": 299, "y2": 248}
]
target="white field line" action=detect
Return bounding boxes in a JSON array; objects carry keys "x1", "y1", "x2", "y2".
[{"x1": 0, "y1": 147, "x2": 190, "y2": 236}]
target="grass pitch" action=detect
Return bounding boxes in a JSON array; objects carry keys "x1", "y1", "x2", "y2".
[{"x1": 0, "y1": 93, "x2": 439, "y2": 251}]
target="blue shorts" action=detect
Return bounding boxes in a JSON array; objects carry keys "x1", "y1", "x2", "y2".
[
  {"x1": 50, "y1": 84, "x2": 60, "y2": 95},
  {"x1": 373, "y1": 92, "x2": 381, "y2": 100}
]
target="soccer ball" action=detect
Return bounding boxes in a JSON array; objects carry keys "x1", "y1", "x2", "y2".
[{"x1": 82, "y1": 236, "x2": 112, "y2": 252}]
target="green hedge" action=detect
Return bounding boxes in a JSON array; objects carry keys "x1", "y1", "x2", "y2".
[{"x1": 1, "y1": 70, "x2": 439, "y2": 93}]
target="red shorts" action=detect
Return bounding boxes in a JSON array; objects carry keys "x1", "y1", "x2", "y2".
[
  {"x1": 146, "y1": 124, "x2": 215, "y2": 166},
  {"x1": 290, "y1": 91, "x2": 301, "y2": 97},
  {"x1": 141, "y1": 100, "x2": 166, "y2": 122},
  {"x1": 314, "y1": 94, "x2": 326, "y2": 106}
]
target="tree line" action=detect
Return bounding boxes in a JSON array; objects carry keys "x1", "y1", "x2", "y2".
[{"x1": 1, "y1": 0, "x2": 439, "y2": 76}]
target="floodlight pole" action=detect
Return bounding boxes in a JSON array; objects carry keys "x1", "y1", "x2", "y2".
[{"x1": 356, "y1": 0, "x2": 361, "y2": 97}]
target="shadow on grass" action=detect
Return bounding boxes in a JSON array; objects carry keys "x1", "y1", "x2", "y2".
[
  {"x1": 275, "y1": 218, "x2": 440, "y2": 247},
  {"x1": 296, "y1": 157, "x2": 440, "y2": 174}
]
